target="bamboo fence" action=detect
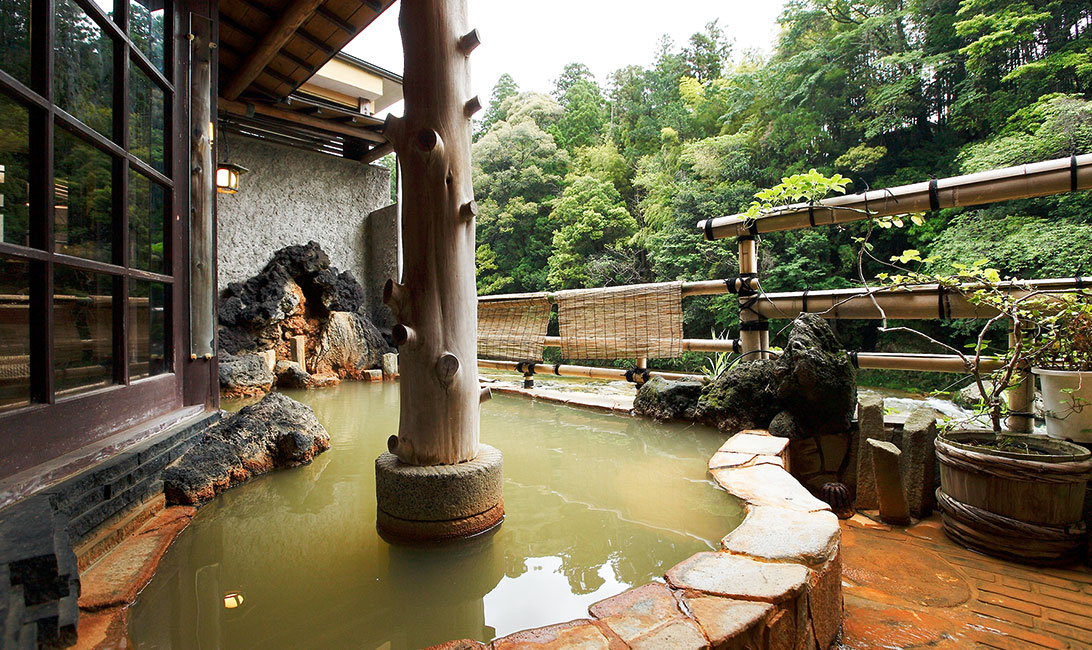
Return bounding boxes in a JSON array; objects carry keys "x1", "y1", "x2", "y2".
[{"x1": 473, "y1": 155, "x2": 1092, "y2": 430}]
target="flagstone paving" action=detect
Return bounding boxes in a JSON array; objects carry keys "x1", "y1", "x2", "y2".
[{"x1": 840, "y1": 513, "x2": 1092, "y2": 649}]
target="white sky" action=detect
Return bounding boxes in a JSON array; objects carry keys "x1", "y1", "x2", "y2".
[{"x1": 343, "y1": 0, "x2": 786, "y2": 118}]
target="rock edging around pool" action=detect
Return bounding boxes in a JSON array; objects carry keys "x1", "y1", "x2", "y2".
[{"x1": 432, "y1": 429, "x2": 843, "y2": 650}]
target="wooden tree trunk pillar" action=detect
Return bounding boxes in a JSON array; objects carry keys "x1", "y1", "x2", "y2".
[{"x1": 375, "y1": 0, "x2": 503, "y2": 542}]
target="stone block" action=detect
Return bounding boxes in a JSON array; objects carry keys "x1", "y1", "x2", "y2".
[
  {"x1": 491, "y1": 619, "x2": 613, "y2": 649},
  {"x1": 721, "y1": 506, "x2": 839, "y2": 567},
  {"x1": 868, "y1": 439, "x2": 911, "y2": 526},
  {"x1": 807, "y1": 551, "x2": 843, "y2": 649},
  {"x1": 375, "y1": 445, "x2": 504, "y2": 542},
  {"x1": 710, "y1": 464, "x2": 831, "y2": 513},
  {"x1": 854, "y1": 393, "x2": 887, "y2": 510},
  {"x1": 258, "y1": 349, "x2": 276, "y2": 373},
  {"x1": 679, "y1": 595, "x2": 772, "y2": 648},
  {"x1": 364, "y1": 369, "x2": 384, "y2": 381},
  {"x1": 629, "y1": 618, "x2": 709, "y2": 649},
  {"x1": 900, "y1": 407, "x2": 939, "y2": 518},
  {"x1": 665, "y1": 552, "x2": 808, "y2": 604},
  {"x1": 382, "y1": 352, "x2": 398, "y2": 378},
  {"x1": 588, "y1": 582, "x2": 680, "y2": 644},
  {"x1": 289, "y1": 335, "x2": 307, "y2": 367},
  {"x1": 719, "y1": 432, "x2": 789, "y2": 458}
]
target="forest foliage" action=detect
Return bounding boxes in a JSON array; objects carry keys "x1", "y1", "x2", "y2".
[{"x1": 470, "y1": 0, "x2": 1092, "y2": 380}]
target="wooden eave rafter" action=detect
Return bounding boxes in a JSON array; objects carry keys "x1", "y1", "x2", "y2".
[
  {"x1": 217, "y1": 0, "x2": 397, "y2": 155},
  {"x1": 218, "y1": 0, "x2": 396, "y2": 100}
]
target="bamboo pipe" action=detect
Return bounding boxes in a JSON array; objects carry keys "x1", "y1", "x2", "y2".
[
  {"x1": 1006, "y1": 330, "x2": 1035, "y2": 434},
  {"x1": 540, "y1": 336, "x2": 739, "y2": 353},
  {"x1": 699, "y1": 154, "x2": 1092, "y2": 239},
  {"x1": 853, "y1": 352, "x2": 1004, "y2": 373},
  {"x1": 738, "y1": 237, "x2": 763, "y2": 358},
  {"x1": 480, "y1": 276, "x2": 1089, "y2": 305},
  {"x1": 477, "y1": 359, "x2": 701, "y2": 382},
  {"x1": 751, "y1": 278, "x2": 1092, "y2": 321}
]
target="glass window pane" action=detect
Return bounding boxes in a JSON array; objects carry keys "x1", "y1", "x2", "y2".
[
  {"x1": 129, "y1": 280, "x2": 166, "y2": 379},
  {"x1": 54, "y1": 128, "x2": 113, "y2": 263},
  {"x1": 130, "y1": 67, "x2": 165, "y2": 172},
  {"x1": 0, "y1": 0, "x2": 32, "y2": 86},
  {"x1": 128, "y1": 171, "x2": 165, "y2": 273},
  {"x1": 55, "y1": 0, "x2": 114, "y2": 139},
  {"x1": 0, "y1": 256, "x2": 31, "y2": 411},
  {"x1": 0, "y1": 93, "x2": 31, "y2": 247},
  {"x1": 54, "y1": 266, "x2": 113, "y2": 395},
  {"x1": 128, "y1": 0, "x2": 165, "y2": 72}
]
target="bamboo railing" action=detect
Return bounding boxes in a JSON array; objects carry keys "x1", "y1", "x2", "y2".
[
  {"x1": 476, "y1": 155, "x2": 1092, "y2": 432},
  {"x1": 698, "y1": 154, "x2": 1092, "y2": 240}
]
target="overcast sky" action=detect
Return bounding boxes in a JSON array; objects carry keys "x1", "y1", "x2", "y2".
[{"x1": 342, "y1": 0, "x2": 786, "y2": 118}]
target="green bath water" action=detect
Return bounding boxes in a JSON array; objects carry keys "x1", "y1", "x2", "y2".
[{"x1": 128, "y1": 382, "x2": 743, "y2": 649}]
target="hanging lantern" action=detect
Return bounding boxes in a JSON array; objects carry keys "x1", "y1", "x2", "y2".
[
  {"x1": 215, "y1": 162, "x2": 248, "y2": 194},
  {"x1": 223, "y1": 591, "x2": 244, "y2": 609}
]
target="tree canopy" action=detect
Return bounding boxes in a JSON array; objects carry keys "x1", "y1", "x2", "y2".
[{"x1": 469, "y1": 0, "x2": 1092, "y2": 378}]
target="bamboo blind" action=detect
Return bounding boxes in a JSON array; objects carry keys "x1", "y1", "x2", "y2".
[
  {"x1": 556, "y1": 282, "x2": 684, "y2": 359},
  {"x1": 0, "y1": 355, "x2": 29, "y2": 381},
  {"x1": 477, "y1": 294, "x2": 552, "y2": 361}
]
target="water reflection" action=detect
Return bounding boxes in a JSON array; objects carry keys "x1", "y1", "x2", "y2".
[{"x1": 129, "y1": 383, "x2": 742, "y2": 648}]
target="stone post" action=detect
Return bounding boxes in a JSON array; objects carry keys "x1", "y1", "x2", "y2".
[
  {"x1": 868, "y1": 439, "x2": 911, "y2": 526},
  {"x1": 854, "y1": 393, "x2": 887, "y2": 510},
  {"x1": 900, "y1": 407, "x2": 939, "y2": 518}
]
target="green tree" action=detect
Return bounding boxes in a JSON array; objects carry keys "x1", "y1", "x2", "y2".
[
  {"x1": 547, "y1": 176, "x2": 638, "y2": 289},
  {"x1": 551, "y1": 63, "x2": 608, "y2": 151},
  {"x1": 473, "y1": 116, "x2": 569, "y2": 293},
  {"x1": 476, "y1": 73, "x2": 520, "y2": 139}
]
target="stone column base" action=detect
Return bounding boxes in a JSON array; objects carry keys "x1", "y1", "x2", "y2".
[{"x1": 375, "y1": 444, "x2": 504, "y2": 543}]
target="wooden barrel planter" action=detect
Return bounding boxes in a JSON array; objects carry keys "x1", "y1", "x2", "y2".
[{"x1": 935, "y1": 431, "x2": 1092, "y2": 566}]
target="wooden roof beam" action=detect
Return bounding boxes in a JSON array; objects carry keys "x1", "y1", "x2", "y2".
[
  {"x1": 316, "y1": 6, "x2": 355, "y2": 34},
  {"x1": 219, "y1": 13, "x2": 318, "y2": 74},
  {"x1": 222, "y1": 0, "x2": 327, "y2": 101},
  {"x1": 219, "y1": 96, "x2": 387, "y2": 143}
]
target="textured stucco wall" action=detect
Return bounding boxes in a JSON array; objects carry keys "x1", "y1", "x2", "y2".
[
  {"x1": 364, "y1": 203, "x2": 399, "y2": 330},
  {"x1": 216, "y1": 133, "x2": 392, "y2": 299}
]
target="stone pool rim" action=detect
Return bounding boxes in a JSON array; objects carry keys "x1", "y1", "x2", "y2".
[{"x1": 439, "y1": 429, "x2": 844, "y2": 649}]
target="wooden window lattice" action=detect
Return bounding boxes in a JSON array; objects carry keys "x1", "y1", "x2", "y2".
[{"x1": 556, "y1": 282, "x2": 684, "y2": 360}]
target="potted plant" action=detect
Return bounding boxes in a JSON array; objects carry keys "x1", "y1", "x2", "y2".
[
  {"x1": 1028, "y1": 293, "x2": 1092, "y2": 442},
  {"x1": 871, "y1": 257, "x2": 1092, "y2": 565}
]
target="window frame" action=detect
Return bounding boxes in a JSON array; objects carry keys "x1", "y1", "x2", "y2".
[{"x1": 0, "y1": 0, "x2": 190, "y2": 477}]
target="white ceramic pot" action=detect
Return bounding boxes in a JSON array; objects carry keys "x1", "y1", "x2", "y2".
[{"x1": 1034, "y1": 368, "x2": 1092, "y2": 443}]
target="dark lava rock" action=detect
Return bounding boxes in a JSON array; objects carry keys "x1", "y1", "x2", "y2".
[
  {"x1": 772, "y1": 314, "x2": 857, "y2": 436},
  {"x1": 694, "y1": 358, "x2": 781, "y2": 433},
  {"x1": 768, "y1": 410, "x2": 805, "y2": 440},
  {"x1": 693, "y1": 315, "x2": 856, "y2": 437},
  {"x1": 219, "y1": 264, "x2": 302, "y2": 329},
  {"x1": 217, "y1": 241, "x2": 366, "y2": 333},
  {"x1": 218, "y1": 325, "x2": 257, "y2": 356},
  {"x1": 163, "y1": 392, "x2": 330, "y2": 506},
  {"x1": 275, "y1": 360, "x2": 311, "y2": 389},
  {"x1": 218, "y1": 353, "x2": 274, "y2": 397},
  {"x1": 314, "y1": 267, "x2": 366, "y2": 313},
  {"x1": 216, "y1": 242, "x2": 389, "y2": 382},
  {"x1": 633, "y1": 376, "x2": 706, "y2": 421}
]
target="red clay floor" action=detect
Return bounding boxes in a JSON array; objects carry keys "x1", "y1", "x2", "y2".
[{"x1": 840, "y1": 513, "x2": 1092, "y2": 649}]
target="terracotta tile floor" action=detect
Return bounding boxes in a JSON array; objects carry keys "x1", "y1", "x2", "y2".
[{"x1": 840, "y1": 514, "x2": 1092, "y2": 649}]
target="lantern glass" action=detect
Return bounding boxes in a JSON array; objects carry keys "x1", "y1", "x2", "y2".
[{"x1": 215, "y1": 166, "x2": 237, "y2": 194}]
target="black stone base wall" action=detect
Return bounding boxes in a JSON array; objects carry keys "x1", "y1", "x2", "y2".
[{"x1": 0, "y1": 411, "x2": 218, "y2": 647}]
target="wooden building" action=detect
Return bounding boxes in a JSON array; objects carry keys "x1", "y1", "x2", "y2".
[{"x1": 0, "y1": 0, "x2": 394, "y2": 644}]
